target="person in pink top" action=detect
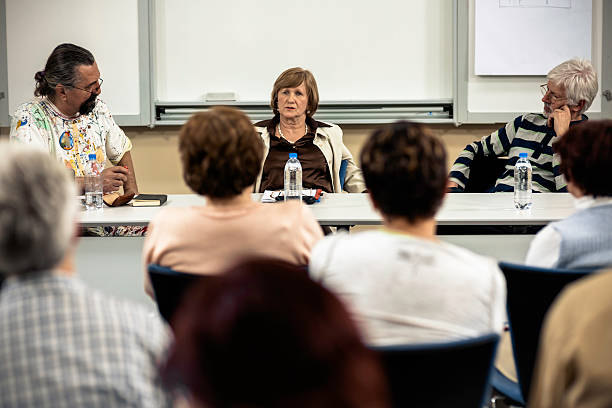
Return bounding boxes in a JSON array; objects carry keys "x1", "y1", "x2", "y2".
[{"x1": 142, "y1": 107, "x2": 323, "y2": 297}]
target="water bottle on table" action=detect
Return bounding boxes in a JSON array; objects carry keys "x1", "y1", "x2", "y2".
[
  {"x1": 514, "y1": 152, "x2": 532, "y2": 210},
  {"x1": 85, "y1": 153, "x2": 103, "y2": 210},
  {"x1": 284, "y1": 152, "x2": 302, "y2": 202}
]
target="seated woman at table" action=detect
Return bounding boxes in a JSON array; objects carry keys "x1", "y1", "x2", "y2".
[
  {"x1": 253, "y1": 67, "x2": 365, "y2": 193},
  {"x1": 161, "y1": 259, "x2": 388, "y2": 408},
  {"x1": 525, "y1": 120, "x2": 612, "y2": 270},
  {"x1": 142, "y1": 107, "x2": 323, "y2": 297}
]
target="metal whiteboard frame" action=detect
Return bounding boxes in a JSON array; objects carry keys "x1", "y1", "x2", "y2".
[
  {"x1": 148, "y1": 0, "x2": 459, "y2": 127},
  {"x1": 0, "y1": 0, "x2": 8, "y2": 126},
  {"x1": 457, "y1": 0, "x2": 612, "y2": 124},
  {"x1": 0, "y1": 0, "x2": 151, "y2": 127}
]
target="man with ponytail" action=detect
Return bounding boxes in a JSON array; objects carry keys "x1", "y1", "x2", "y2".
[{"x1": 10, "y1": 43, "x2": 138, "y2": 196}]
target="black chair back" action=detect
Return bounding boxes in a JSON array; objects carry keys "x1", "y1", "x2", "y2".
[
  {"x1": 464, "y1": 155, "x2": 507, "y2": 192},
  {"x1": 148, "y1": 263, "x2": 214, "y2": 326},
  {"x1": 500, "y1": 261, "x2": 593, "y2": 400},
  {"x1": 372, "y1": 333, "x2": 499, "y2": 408}
]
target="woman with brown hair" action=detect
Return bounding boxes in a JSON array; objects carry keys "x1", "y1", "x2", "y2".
[
  {"x1": 254, "y1": 67, "x2": 365, "y2": 193},
  {"x1": 142, "y1": 107, "x2": 323, "y2": 296}
]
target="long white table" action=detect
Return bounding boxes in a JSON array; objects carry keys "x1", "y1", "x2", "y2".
[
  {"x1": 79, "y1": 192, "x2": 575, "y2": 227},
  {"x1": 75, "y1": 193, "x2": 576, "y2": 306}
]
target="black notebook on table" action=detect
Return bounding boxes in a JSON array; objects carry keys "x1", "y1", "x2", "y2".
[{"x1": 130, "y1": 194, "x2": 168, "y2": 207}]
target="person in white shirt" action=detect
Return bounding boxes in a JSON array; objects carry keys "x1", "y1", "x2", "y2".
[
  {"x1": 309, "y1": 121, "x2": 506, "y2": 345},
  {"x1": 526, "y1": 120, "x2": 612, "y2": 270}
]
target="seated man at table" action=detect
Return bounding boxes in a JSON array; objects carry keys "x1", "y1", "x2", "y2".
[
  {"x1": 10, "y1": 43, "x2": 138, "y2": 197},
  {"x1": 309, "y1": 121, "x2": 506, "y2": 345},
  {"x1": 525, "y1": 120, "x2": 612, "y2": 269},
  {"x1": 0, "y1": 143, "x2": 171, "y2": 407},
  {"x1": 448, "y1": 58, "x2": 598, "y2": 192}
]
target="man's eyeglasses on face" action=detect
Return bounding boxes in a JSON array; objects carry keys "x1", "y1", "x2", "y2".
[
  {"x1": 540, "y1": 84, "x2": 565, "y2": 103},
  {"x1": 70, "y1": 78, "x2": 103, "y2": 94}
]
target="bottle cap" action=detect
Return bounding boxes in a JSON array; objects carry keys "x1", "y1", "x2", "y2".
[
  {"x1": 289, "y1": 153, "x2": 298, "y2": 159},
  {"x1": 519, "y1": 152, "x2": 528, "y2": 158},
  {"x1": 88, "y1": 153, "x2": 97, "y2": 161}
]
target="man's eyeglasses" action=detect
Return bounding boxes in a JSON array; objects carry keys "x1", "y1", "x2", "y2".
[
  {"x1": 69, "y1": 78, "x2": 103, "y2": 94},
  {"x1": 540, "y1": 84, "x2": 565, "y2": 103}
]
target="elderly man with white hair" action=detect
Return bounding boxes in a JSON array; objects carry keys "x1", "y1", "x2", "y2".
[
  {"x1": 448, "y1": 58, "x2": 598, "y2": 192},
  {"x1": 0, "y1": 143, "x2": 172, "y2": 408}
]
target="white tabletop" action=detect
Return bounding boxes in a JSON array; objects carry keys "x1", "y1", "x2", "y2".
[{"x1": 78, "y1": 192, "x2": 576, "y2": 227}]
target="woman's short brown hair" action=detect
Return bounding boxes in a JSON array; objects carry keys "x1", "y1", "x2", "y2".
[
  {"x1": 554, "y1": 120, "x2": 612, "y2": 197},
  {"x1": 360, "y1": 121, "x2": 447, "y2": 222},
  {"x1": 270, "y1": 67, "x2": 319, "y2": 116},
  {"x1": 179, "y1": 107, "x2": 264, "y2": 198}
]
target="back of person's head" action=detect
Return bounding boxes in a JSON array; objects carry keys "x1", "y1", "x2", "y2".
[
  {"x1": 162, "y1": 259, "x2": 388, "y2": 408},
  {"x1": 0, "y1": 143, "x2": 76, "y2": 277},
  {"x1": 178, "y1": 107, "x2": 264, "y2": 198},
  {"x1": 34, "y1": 43, "x2": 95, "y2": 98},
  {"x1": 360, "y1": 121, "x2": 447, "y2": 223},
  {"x1": 547, "y1": 58, "x2": 598, "y2": 114},
  {"x1": 554, "y1": 120, "x2": 612, "y2": 197}
]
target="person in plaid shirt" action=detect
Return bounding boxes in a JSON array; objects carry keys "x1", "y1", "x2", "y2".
[{"x1": 0, "y1": 143, "x2": 172, "y2": 408}]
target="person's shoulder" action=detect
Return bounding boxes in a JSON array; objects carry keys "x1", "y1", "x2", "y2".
[
  {"x1": 314, "y1": 120, "x2": 340, "y2": 134},
  {"x1": 84, "y1": 281, "x2": 169, "y2": 334},
  {"x1": 561, "y1": 269, "x2": 612, "y2": 305},
  {"x1": 314, "y1": 230, "x2": 383, "y2": 257},
  {"x1": 438, "y1": 240, "x2": 500, "y2": 271},
  {"x1": 522, "y1": 113, "x2": 547, "y2": 125},
  {"x1": 149, "y1": 206, "x2": 194, "y2": 227},
  {"x1": 253, "y1": 118, "x2": 273, "y2": 134},
  {"x1": 12, "y1": 98, "x2": 43, "y2": 117}
]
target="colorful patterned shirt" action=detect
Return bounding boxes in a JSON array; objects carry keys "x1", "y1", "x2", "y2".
[
  {"x1": 9, "y1": 98, "x2": 132, "y2": 177},
  {"x1": 449, "y1": 113, "x2": 588, "y2": 192}
]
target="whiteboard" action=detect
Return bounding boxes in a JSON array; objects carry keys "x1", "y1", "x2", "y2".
[
  {"x1": 5, "y1": 0, "x2": 140, "y2": 117},
  {"x1": 465, "y1": 0, "x2": 602, "y2": 117},
  {"x1": 154, "y1": 0, "x2": 453, "y2": 103},
  {"x1": 475, "y1": 0, "x2": 592, "y2": 75}
]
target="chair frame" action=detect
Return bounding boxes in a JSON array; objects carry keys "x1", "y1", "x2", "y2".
[
  {"x1": 493, "y1": 261, "x2": 593, "y2": 405},
  {"x1": 371, "y1": 333, "x2": 500, "y2": 408}
]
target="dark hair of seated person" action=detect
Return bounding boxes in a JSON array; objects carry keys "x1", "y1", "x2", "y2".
[
  {"x1": 554, "y1": 119, "x2": 612, "y2": 197},
  {"x1": 178, "y1": 106, "x2": 264, "y2": 198},
  {"x1": 160, "y1": 259, "x2": 389, "y2": 408},
  {"x1": 360, "y1": 121, "x2": 447, "y2": 222}
]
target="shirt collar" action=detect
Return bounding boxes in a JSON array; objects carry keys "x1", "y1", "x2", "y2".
[{"x1": 573, "y1": 195, "x2": 612, "y2": 210}]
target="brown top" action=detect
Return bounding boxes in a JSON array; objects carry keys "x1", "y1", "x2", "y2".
[
  {"x1": 529, "y1": 268, "x2": 612, "y2": 408},
  {"x1": 258, "y1": 117, "x2": 333, "y2": 193}
]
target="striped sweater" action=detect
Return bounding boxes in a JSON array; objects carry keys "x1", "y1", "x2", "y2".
[{"x1": 449, "y1": 114, "x2": 587, "y2": 192}]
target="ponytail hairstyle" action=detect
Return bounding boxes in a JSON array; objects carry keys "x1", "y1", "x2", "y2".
[{"x1": 34, "y1": 43, "x2": 95, "y2": 97}]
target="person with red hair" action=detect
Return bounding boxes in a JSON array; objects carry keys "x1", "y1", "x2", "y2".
[{"x1": 161, "y1": 259, "x2": 389, "y2": 408}]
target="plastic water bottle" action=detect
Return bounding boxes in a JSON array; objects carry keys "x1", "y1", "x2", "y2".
[
  {"x1": 514, "y1": 152, "x2": 532, "y2": 210},
  {"x1": 284, "y1": 152, "x2": 302, "y2": 201},
  {"x1": 85, "y1": 153, "x2": 103, "y2": 210}
]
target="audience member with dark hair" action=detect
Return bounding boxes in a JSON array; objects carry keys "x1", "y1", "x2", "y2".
[
  {"x1": 526, "y1": 120, "x2": 612, "y2": 269},
  {"x1": 0, "y1": 143, "x2": 171, "y2": 407},
  {"x1": 310, "y1": 121, "x2": 506, "y2": 344},
  {"x1": 530, "y1": 268, "x2": 612, "y2": 408},
  {"x1": 142, "y1": 107, "x2": 323, "y2": 296},
  {"x1": 161, "y1": 259, "x2": 389, "y2": 408}
]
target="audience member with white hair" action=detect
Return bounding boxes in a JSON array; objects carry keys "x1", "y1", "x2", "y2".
[
  {"x1": 448, "y1": 58, "x2": 598, "y2": 192},
  {"x1": 0, "y1": 143, "x2": 172, "y2": 407}
]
